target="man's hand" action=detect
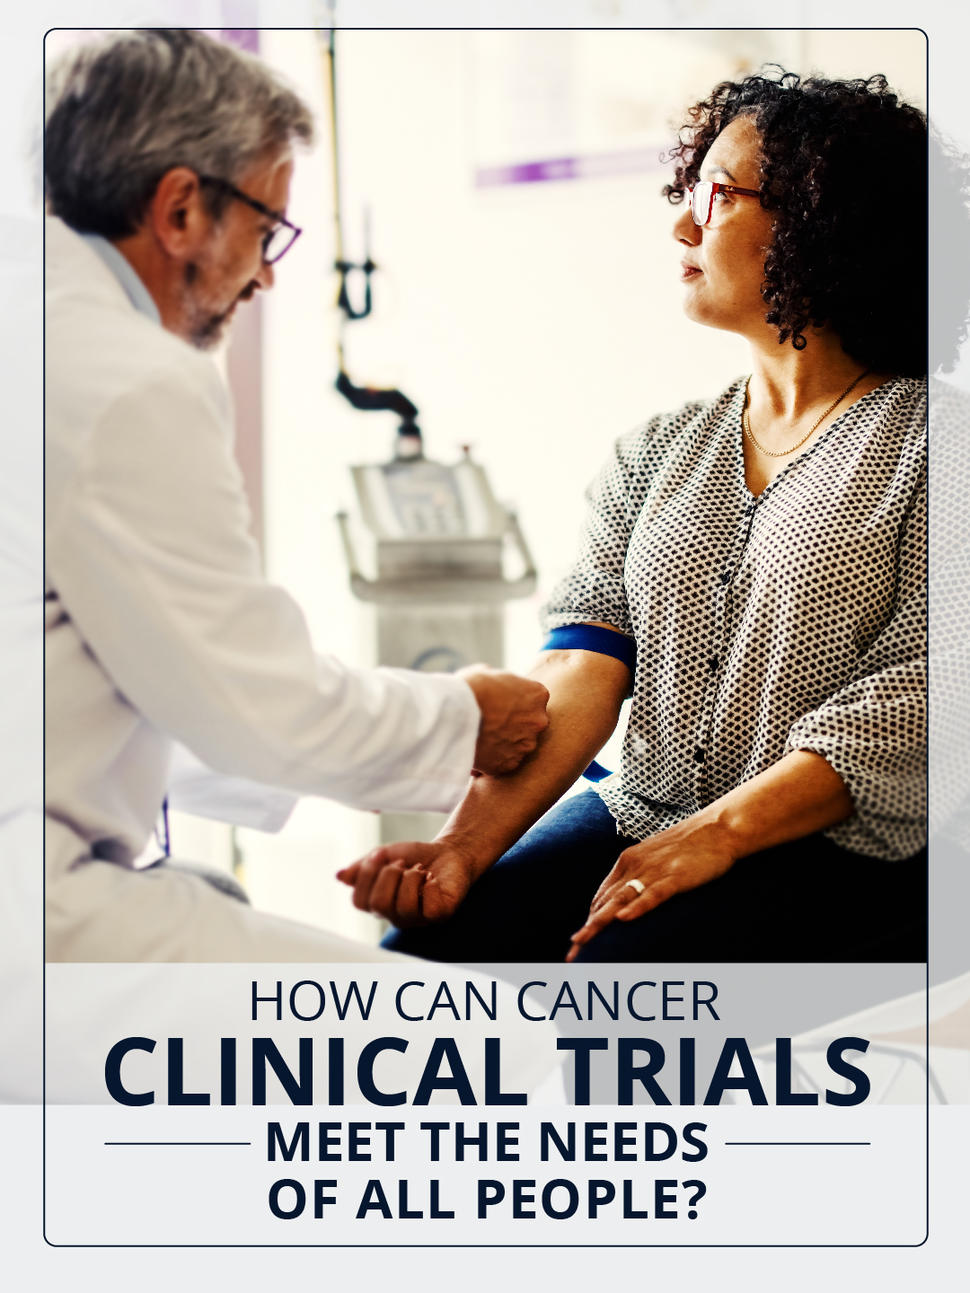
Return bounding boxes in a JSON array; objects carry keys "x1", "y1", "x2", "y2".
[
  {"x1": 336, "y1": 839, "x2": 479, "y2": 927},
  {"x1": 458, "y1": 665, "x2": 549, "y2": 775}
]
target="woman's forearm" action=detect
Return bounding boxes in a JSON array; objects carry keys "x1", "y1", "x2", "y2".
[
  {"x1": 698, "y1": 748, "x2": 854, "y2": 859},
  {"x1": 436, "y1": 647, "x2": 631, "y2": 878}
]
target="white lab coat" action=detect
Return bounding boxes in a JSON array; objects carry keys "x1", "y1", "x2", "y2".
[{"x1": 43, "y1": 217, "x2": 480, "y2": 962}]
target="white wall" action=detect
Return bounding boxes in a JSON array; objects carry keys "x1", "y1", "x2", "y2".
[{"x1": 237, "y1": 28, "x2": 927, "y2": 938}]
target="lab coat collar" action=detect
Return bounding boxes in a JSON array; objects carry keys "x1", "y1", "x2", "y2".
[{"x1": 78, "y1": 231, "x2": 161, "y2": 325}]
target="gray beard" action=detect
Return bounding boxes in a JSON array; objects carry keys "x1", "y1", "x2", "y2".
[
  {"x1": 182, "y1": 262, "x2": 234, "y2": 351},
  {"x1": 189, "y1": 311, "x2": 232, "y2": 351}
]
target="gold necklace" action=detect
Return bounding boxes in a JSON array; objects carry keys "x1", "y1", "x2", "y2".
[{"x1": 742, "y1": 369, "x2": 870, "y2": 458}]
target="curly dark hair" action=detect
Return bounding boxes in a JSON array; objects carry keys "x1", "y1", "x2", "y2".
[{"x1": 664, "y1": 68, "x2": 927, "y2": 377}]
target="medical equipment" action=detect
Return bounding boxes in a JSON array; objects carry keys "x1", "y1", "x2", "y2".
[
  {"x1": 321, "y1": 26, "x2": 540, "y2": 842},
  {"x1": 337, "y1": 442, "x2": 537, "y2": 844}
]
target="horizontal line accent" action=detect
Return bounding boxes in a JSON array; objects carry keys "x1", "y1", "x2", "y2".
[
  {"x1": 104, "y1": 1141, "x2": 252, "y2": 1147},
  {"x1": 725, "y1": 1141, "x2": 871, "y2": 1146}
]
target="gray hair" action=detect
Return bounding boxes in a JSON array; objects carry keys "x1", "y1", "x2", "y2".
[{"x1": 44, "y1": 29, "x2": 314, "y2": 237}]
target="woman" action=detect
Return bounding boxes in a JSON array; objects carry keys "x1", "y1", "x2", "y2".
[{"x1": 337, "y1": 70, "x2": 928, "y2": 963}]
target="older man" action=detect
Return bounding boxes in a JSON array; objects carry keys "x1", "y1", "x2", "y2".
[{"x1": 44, "y1": 29, "x2": 548, "y2": 961}]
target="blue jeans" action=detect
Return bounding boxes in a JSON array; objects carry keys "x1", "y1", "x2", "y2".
[{"x1": 382, "y1": 790, "x2": 926, "y2": 964}]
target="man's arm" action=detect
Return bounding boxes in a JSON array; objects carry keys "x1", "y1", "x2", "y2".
[{"x1": 46, "y1": 350, "x2": 546, "y2": 814}]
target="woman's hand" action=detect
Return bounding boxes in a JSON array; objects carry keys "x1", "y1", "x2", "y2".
[
  {"x1": 565, "y1": 818, "x2": 739, "y2": 961},
  {"x1": 565, "y1": 749, "x2": 854, "y2": 961},
  {"x1": 336, "y1": 839, "x2": 480, "y2": 927}
]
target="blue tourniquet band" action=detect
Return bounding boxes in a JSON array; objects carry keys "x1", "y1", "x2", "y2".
[
  {"x1": 541, "y1": 624, "x2": 635, "y2": 781},
  {"x1": 540, "y1": 624, "x2": 637, "y2": 672}
]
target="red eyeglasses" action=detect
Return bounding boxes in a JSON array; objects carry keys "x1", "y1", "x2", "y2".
[{"x1": 688, "y1": 180, "x2": 762, "y2": 226}]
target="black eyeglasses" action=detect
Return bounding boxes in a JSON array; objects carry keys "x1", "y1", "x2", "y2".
[{"x1": 197, "y1": 174, "x2": 302, "y2": 264}]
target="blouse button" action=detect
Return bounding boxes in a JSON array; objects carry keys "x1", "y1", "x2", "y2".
[{"x1": 693, "y1": 747, "x2": 705, "y2": 763}]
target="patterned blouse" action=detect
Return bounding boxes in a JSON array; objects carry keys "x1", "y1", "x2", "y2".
[{"x1": 541, "y1": 375, "x2": 926, "y2": 861}]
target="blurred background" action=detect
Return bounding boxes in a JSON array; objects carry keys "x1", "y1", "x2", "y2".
[{"x1": 36, "y1": 18, "x2": 929, "y2": 944}]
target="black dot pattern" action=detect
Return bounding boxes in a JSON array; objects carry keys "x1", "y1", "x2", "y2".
[{"x1": 541, "y1": 376, "x2": 927, "y2": 861}]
